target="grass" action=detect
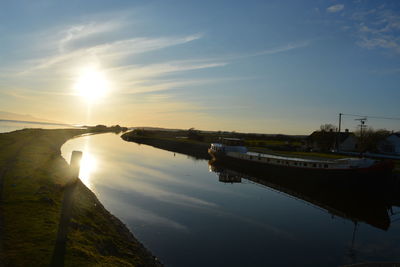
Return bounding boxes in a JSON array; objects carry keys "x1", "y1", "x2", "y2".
[
  {"x1": 0, "y1": 128, "x2": 159, "y2": 266},
  {"x1": 244, "y1": 140, "x2": 302, "y2": 147},
  {"x1": 271, "y1": 151, "x2": 346, "y2": 159},
  {"x1": 394, "y1": 160, "x2": 400, "y2": 173}
]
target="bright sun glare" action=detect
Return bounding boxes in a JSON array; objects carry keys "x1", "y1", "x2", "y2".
[
  {"x1": 79, "y1": 152, "x2": 97, "y2": 188},
  {"x1": 74, "y1": 67, "x2": 110, "y2": 102}
]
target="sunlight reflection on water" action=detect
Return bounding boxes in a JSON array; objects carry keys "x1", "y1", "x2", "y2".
[
  {"x1": 62, "y1": 135, "x2": 101, "y2": 191},
  {"x1": 78, "y1": 151, "x2": 97, "y2": 189}
]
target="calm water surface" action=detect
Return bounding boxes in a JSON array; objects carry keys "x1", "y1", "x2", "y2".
[{"x1": 61, "y1": 133, "x2": 400, "y2": 267}]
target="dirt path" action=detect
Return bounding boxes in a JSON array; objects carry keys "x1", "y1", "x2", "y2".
[{"x1": 50, "y1": 178, "x2": 78, "y2": 267}]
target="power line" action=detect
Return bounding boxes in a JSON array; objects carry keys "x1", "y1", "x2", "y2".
[
  {"x1": 336, "y1": 112, "x2": 399, "y2": 149},
  {"x1": 341, "y1": 113, "x2": 400, "y2": 121}
]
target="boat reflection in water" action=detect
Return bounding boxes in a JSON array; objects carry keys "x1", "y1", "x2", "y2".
[
  {"x1": 209, "y1": 161, "x2": 400, "y2": 264},
  {"x1": 209, "y1": 161, "x2": 400, "y2": 232}
]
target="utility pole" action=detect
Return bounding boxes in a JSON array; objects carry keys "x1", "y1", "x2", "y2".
[
  {"x1": 355, "y1": 118, "x2": 367, "y2": 151},
  {"x1": 355, "y1": 118, "x2": 367, "y2": 138},
  {"x1": 336, "y1": 113, "x2": 342, "y2": 151}
]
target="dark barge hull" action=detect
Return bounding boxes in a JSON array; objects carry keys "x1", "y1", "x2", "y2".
[{"x1": 208, "y1": 150, "x2": 394, "y2": 183}]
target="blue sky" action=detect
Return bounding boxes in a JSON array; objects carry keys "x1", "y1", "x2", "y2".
[{"x1": 0, "y1": 0, "x2": 399, "y2": 134}]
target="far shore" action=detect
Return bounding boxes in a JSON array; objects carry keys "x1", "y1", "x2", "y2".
[{"x1": 121, "y1": 129, "x2": 400, "y2": 173}]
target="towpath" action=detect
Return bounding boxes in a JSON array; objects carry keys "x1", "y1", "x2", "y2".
[{"x1": 50, "y1": 177, "x2": 78, "y2": 267}]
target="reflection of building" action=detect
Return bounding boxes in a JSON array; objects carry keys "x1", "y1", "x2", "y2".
[
  {"x1": 209, "y1": 164, "x2": 242, "y2": 183},
  {"x1": 218, "y1": 172, "x2": 241, "y2": 183}
]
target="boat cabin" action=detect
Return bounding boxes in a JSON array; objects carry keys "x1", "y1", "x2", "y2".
[
  {"x1": 220, "y1": 137, "x2": 245, "y2": 146},
  {"x1": 210, "y1": 138, "x2": 248, "y2": 154}
]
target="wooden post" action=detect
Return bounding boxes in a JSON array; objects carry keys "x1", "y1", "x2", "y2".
[
  {"x1": 51, "y1": 150, "x2": 82, "y2": 267},
  {"x1": 336, "y1": 113, "x2": 342, "y2": 151},
  {"x1": 70, "y1": 151, "x2": 82, "y2": 178}
]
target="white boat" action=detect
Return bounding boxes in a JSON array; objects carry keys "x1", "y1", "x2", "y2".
[{"x1": 208, "y1": 140, "x2": 394, "y2": 173}]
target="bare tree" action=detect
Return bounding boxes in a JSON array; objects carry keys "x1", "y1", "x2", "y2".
[
  {"x1": 319, "y1": 124, "x2": 337, "y2": 132},
  {"x1": 354, "y1": 127, "x2": 391, "y2": 152}
]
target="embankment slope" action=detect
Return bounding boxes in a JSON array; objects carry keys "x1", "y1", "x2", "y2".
[
  {"x1": 121, "y1": 134, "x2": 210, "y2": 160},
  {"x1": 0, "y1": 129, "x2": 160, "y2": 266}
]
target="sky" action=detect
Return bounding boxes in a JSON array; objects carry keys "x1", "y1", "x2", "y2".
[{"x1": 0, "y1": 0, "x2": 399, "y2": 134}]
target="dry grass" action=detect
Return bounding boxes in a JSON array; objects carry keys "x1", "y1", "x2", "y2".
[{"x1": 0, "y1": 129, "x2": 159, "y2": 266}]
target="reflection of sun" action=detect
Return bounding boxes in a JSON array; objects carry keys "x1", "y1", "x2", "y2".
[
  {"x1": 73, "y1": 67, "x2": 110, "y2": 102},
  {"x1": 79, "y1": 152, "x2": 97, "y2": 188}
]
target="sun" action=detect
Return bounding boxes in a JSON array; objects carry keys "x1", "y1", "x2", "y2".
[{"x1": 73, "y1": 67, "x2": 110, "y2": 102}]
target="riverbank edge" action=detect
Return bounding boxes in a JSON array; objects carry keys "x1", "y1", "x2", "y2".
[
  {"x1": 0, "y1": 129, "x2": 161, "y2": 266},
  {"x1": 121, "y1": 134, "x2": 210, "y2": 160},
  {"x1": 121, "y1": 133, "x2": 400, "y2": 174}
]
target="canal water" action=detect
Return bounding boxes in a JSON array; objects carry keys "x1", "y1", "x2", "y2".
[{"x1": 59, "y1": 133, "x2": 400, "y2": 266}]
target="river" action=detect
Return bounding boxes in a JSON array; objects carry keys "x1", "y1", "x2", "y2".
[{"x1": 59, "y1": 133, "x2": 400, "y2": 266}]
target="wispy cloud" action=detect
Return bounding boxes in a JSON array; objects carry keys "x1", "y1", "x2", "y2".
[
  {"x1": 0, "y1": 14, "x2": 314, "y2": 127},
  {"x1": 20, "y1": 32, "x2": 204, "y2": 73},
  {"x1": 7, "y1": 17, "x2": 309, "y2": 98},
  {"x1": 257, "y1": 41, "x2": 310, "y2": 56},
  {"x1": 327, "y1": 4, "x2": 344, "y2": 13},
  {"x1": 58, "y1": 21, "x2": 122, "y2": 52},
  {"x1": 4, "y1": 21, "x2": 222, "y2": 98},
  {"x1": 352, "y1": 7, "x2": 400, "y2": 53},
  {"x1": 205, "y1": 40, "x2": 311, "y2": 62}
]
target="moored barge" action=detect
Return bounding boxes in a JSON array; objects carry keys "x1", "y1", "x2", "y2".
[{"x1": 208, "y1": 139, "x2": 394, "y2": 175}]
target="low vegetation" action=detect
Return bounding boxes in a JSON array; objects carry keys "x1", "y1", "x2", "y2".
[
  {"x1": 0, "y1": 128, "x2": 159, "y2": 266},
  {"x1": 124, "y1": 128, "x2": 304, "y2": 149},
  {"x1": 87, "y1": 124, "x2": 128, "y2": 133}
]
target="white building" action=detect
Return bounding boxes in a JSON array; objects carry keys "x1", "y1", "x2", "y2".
[
  {"x1": 378, "y1": 133, "x2": 400, "y2": 155},
  {"x1": 338, "y1": 134, "x2": 358, "y2": 152}
]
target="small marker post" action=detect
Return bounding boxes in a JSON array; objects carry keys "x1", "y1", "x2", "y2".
[{"x1": 70, "y1": 151, "x2": 82, "y2": 178}]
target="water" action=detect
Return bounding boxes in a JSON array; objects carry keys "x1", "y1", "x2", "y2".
[
  {"x1": 0, "y1": 120, "x2": 74, "y2": 133},
  {"x1": 60, "y1": 133, "x2": 400, "y2": 266}
]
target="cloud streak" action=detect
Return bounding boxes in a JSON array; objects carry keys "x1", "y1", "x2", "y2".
[
  {"x1": 326, "y1": 4, "x2": 344, "y2": 13},
  {"x1": 20, "y1": 32, "x2": 205, "y2": 73},
  {"x1": 350, "y1": 6, "x2": 400, "y2": 54},
  {"x1": 257, "y1": 41, "x2": 310, "y2": 56},
  {"x1": 0, "y1": 14, "x2": 314, "y2": 128},
  {"x1": 58, "y1": 21, "x2": 123, "y2": 52}
]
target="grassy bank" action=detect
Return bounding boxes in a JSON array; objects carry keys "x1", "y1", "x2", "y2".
[
  {"x1": 121, "y1": 133, "x2": 210, "y2": 160},
  {"x1": 121, "y1": 130, "x2": 340, "y2": 161},
  {"x1": 0, "y1": 128, "x2": 160, "y2": 266}
]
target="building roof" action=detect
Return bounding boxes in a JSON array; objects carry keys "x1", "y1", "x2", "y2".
[{"x1": 307, "y1": 131, "x2": 355, "y2": 143}]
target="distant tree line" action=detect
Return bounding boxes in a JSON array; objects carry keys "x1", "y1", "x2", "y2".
[{"x1": 88, "y1": 124, "x2": 128, "y2": 133}]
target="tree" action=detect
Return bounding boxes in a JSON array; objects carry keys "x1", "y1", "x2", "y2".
[
  {"x1": 187, "y1": 128, "x2": 203, "y2": 141},
  {"x1": 354, "y1": 127, "x2": 391, "y2": 152},
  {"x1": 134, "y1": 128, "x2": 146, "y2": 136},
  {"x1": 320, "y1": 124, "x2": 337, "y2": 132}
]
